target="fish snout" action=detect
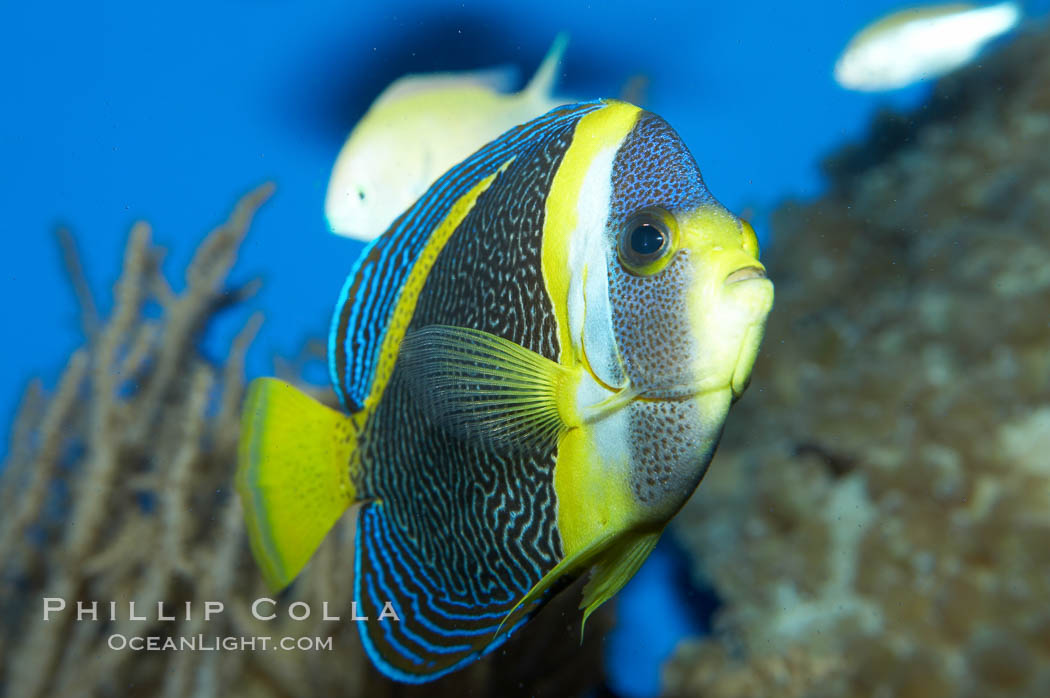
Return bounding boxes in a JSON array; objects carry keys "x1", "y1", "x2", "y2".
[
  {"x1": 685, "y1": 258, "x2": 772, "y2": 401},
  {"x1": 720, "y1": 261, "x2": 773, "y2": 319}
]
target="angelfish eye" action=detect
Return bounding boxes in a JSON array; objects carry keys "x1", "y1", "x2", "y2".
[
  {"x1": 630, "y1": 223, "x2": 665, "y2": 255},
  {"x1": 618, "y1": 208, "x2": 678, "y2": 275}
]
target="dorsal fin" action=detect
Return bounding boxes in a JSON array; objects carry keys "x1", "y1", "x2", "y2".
[{"x1": 522, "y1": 32, "x2": 569, "y2": 100}]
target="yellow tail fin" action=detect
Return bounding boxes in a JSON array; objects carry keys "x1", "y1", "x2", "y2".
[{"x1": 236, "y1": 378, "x2": 357, "y2": 591}]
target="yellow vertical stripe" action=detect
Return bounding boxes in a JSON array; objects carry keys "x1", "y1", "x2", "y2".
[
  {"x1": 541, "y1": 101, "x2": 640, "y2": 558},
  {"x1": 540, "y1": 101, "x2": 639, "y2": 366}
]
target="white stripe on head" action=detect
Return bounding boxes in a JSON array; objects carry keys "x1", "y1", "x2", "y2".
[
  {"x1": 566, "y1": 136, "x2": 633, "y2": 477},
  {"x1": 566, "y1": 141, "x2": 626, "y2": 391}
]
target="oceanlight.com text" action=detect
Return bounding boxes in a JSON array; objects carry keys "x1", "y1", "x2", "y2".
[{"x1": 107, "y1": 634, "x2": 334, "y2": 652}]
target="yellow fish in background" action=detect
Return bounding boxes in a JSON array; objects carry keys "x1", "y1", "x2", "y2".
[
  {"x1": 834, "y1": 2, "x2": 1021, "y2": 91},
  {"x1": 239, "y1": 99, "x2": 773, "y2": 682},
  {"x1": 325, "y1": 33, "x2": 573, "y2": 241}
]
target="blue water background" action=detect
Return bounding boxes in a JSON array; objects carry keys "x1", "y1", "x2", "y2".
[{"x1": 3, "y1": 2, "x2": 1044, "y2": 695}]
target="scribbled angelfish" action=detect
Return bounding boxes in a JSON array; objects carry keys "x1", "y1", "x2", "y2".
[{"x1": 237, "y1": 100, "x2": 774, "y2": 682}]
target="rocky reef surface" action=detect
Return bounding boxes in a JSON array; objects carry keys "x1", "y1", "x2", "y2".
[{"x1": 664, "y1": 24, "x2": 1050, "y2": 698}]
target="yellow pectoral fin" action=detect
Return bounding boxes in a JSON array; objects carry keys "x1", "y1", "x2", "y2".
[
  {"x1": 494, "y1": 533, "x2": 614, "y2": 639},
  {"x1": 492, "y1": 522, "x2": 660, "y2": 642},
  {"x1": 494, "y1": 524, "x2": 654, "y2": 639},
  {"x1": 398, "y1": 325, "x2": 581, "y2": 451},
  {"x1": 579, "y1": 528, "x2": 663, "y2": 638},
  {"x1": 236, "y1": 378, "x2": 357, "y2": 591}
]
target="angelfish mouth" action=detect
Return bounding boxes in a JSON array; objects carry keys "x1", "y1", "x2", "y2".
[{"x1": 725, "y1": 266, "x2": 767, "y2": 285}]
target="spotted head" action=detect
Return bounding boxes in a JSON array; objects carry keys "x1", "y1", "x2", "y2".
[{"x1": 545, "y1": 101, "x2": 773, "y2": 533}]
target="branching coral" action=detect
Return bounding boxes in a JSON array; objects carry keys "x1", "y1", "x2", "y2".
[
  {"x1": 0, "y1": 186, "x2": 610, "y2": 698},
  {"x1": 0, "y1": 184, "x2": 366, "y2": 698},
  {"x1": 665, "y1": 26, "x2": 1050, "y2": 698}
]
